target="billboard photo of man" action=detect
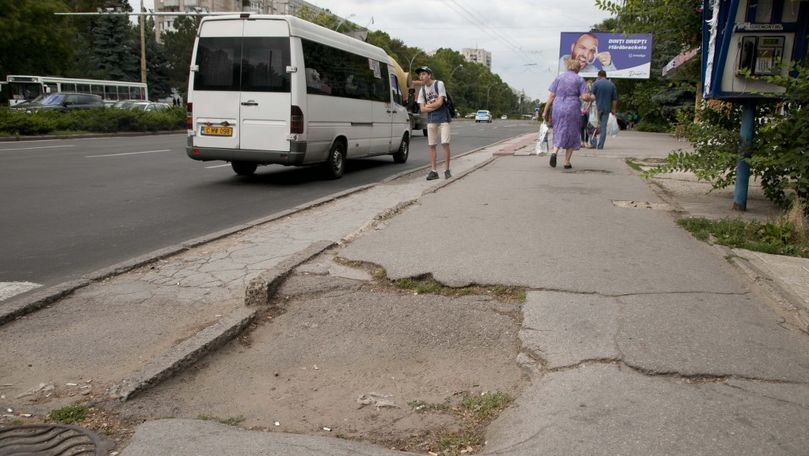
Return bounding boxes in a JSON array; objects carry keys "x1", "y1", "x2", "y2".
[
  {"x1": 559, "y1": 33, "x2": 616, "y2": 74},
  {"x1": 558, "y1": 32, "x2": 653, "y2": 79}
]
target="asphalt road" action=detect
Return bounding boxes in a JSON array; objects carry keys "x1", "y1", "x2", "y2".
[{"x1": 0, "y1": 120, "x2": 538, "y2": 290}]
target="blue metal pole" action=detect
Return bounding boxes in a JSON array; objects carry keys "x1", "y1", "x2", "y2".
[{"x1": 732, "y1": 100, "x2": 756, "y2": 211}]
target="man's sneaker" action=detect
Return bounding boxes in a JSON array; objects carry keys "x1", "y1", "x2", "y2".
[
  {"x1": 444, "y1": 169, "x2": 452, "y2": 179},
  {"x1": 426, "y1": 170, "x2": 439, "y2": 180}
]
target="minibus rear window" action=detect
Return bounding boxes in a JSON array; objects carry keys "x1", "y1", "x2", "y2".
[{"x1": 194, "y1": 37, "x2": 291, "y2": 93}]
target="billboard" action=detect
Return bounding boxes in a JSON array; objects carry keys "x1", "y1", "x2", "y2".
[{"x1": 558, "y1": 32, "x2": 653, "y2": 79}]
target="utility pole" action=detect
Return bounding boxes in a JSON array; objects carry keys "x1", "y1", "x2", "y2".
[{"x1": 139, "y1": 0, "x2": 147, "y2": 84}]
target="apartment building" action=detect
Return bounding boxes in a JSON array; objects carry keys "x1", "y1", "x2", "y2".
[
  {"x1": 462, "y1": 48, "x2": 492, "y2": 69},
  {"x1": 154, "y1": 0, "x2": 320, "y2": 40}
]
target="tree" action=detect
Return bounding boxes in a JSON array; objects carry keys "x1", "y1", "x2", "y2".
[
  {"x1": 161, "y1": 15, "x2": 200, "y2": 99},
  {"x1": 144, "y1": 17, "x2": 170, "y2": 99},
  {"x1": 0, "y1": 0, "x2": 77, "y2": 76},
  {"x1": 87, "y1": 0, "x2": 139, "y2": 81}
]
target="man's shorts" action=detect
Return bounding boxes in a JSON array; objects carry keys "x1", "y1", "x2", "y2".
[{"x1": 427, "y1": 122, "x2": 451, "y2": 146}]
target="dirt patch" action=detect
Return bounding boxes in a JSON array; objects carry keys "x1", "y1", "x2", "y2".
[{"x1": 117, "y1": 252, "x2": 528, "y2": 454}]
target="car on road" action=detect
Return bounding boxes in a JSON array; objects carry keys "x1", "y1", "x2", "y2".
[
  {"x1": 475, "y1": 110, "x2": 492, "y2": 123},
  {"x1": 129, "y1": 101, "x2": 172, "y2": 112},
  {"x1": 464, "y1": 112, "x2": 476, "y2": 119},
  {"x1": 110, "y1": 99, "x2": 142, "y2": 110},
  {"x1": 500, "y1": 115, "x2": 508, "y2": 120},
  {"x1": 33, "y1": 93, "x2": 104, "y2": 112},
  {"x1": 15, "y1": 92, "x2": 104, "y2": 113}
]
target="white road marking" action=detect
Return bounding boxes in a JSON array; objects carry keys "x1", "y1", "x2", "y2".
[
  {"x1": 86, "y1": 149, "x2": 171, "y2": 158},
  {"x1": 0, "y1": 145, "x2": 76, "y2": 151},
  {"x1": 205, "y1": 164, "x2": 231, "y2": 169},
  {"x1": 0, "y1": 282, "x2": 41, "y2": 302}
]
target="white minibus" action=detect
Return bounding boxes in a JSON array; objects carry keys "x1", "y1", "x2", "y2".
[{"x1": 186, "y1": 14, "x2": 411, "y2": 178}]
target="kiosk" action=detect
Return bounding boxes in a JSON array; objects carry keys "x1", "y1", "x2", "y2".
[{"x1": 701, "y1": 0, "x2": 808, "y2": 210}]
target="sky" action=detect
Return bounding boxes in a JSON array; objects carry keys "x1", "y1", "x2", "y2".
[{"x1": 128, "y1": 0, "x2": 613, "y2": 101}]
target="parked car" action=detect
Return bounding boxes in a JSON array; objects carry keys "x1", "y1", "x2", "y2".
[
  {"x1": 475, "y1": 110, "x2": 492, "y2": 123},
  {"x1": 500, "y1": 115, "x2": 508, "y2": 120},
  {"x1": 110, "y1": 99, "x2": 142, "y2": 109},
  {"x1": 129, "y1": 101, "x2": 172, "y2": 112},
  {"x1": 18, "y1": 92, "x2": 104, "y2": 113},
  {"x1": 464, "y1": 112, "x2": 476, "y2": 119}
]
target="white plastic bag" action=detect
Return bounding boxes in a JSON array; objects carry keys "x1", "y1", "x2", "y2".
[
  {"x1": 535, "y1": 122, "x2": 549, "y2": 155},
  {"x1": 607, "y1": 113, "x2": 620, "y2": 137},
  {"x1": 588, "y1": 104, "x2": 599, "y2": 128}
]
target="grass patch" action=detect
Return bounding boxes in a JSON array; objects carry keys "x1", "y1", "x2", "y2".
[
  {"x1": 408, "y1": 399, "x2": 451, "y2": 413},
  {"x1": 460, "y1": 391, "x2": 513, "y2": 420},
  {"x1": 48, "y1": 404, "x2": 88, "y2": 424},
  {"x1": 625, "y1": 158, "x2": 643, "y2": 172},
  {"x1": 401, "y1": 391, "x2": 513, "y2": 455},
  {"x1": 197, "y1": 415, "x2": 246, "y2": 426},
  {"x1": 434, "y1": 431, "x2": 482, "y2": 455},
  {"x1": 678, "y1": 216, "x2": 809, "y2": 257}
]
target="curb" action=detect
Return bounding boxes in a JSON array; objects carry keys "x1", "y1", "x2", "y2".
[
  {"x1": 245, "y1": 240, "x2": 336, "y2": 307},
  {"x1": 110, "y1": 240, "x2": 336, "y2": 401},
  {"x1": 724, "y1": 248, "x2": 809, "y2": 334},
  {"x1": 109, "y1": 307, "x2": 257, "y2": 401}
]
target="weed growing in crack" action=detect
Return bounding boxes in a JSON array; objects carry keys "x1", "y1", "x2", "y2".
[
  {"x1": 461, "y1": 391, "x2": 513, "y2": 420},
  {"x1": 408, "y1": 399, "x2": 451, "y2": 413},
  {"x1": 197, "y1": 415, "x2": 246, "y2": 426},
  {"x1": 401, "y1": 391, "x2": 513, "y2": 455},
  {"x1": 48, "y1": 404, "x2": 88, "y2": 424}
]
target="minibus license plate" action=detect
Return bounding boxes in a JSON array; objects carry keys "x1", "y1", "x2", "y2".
[{"x1": 201, "y1": 126, "x2": 233, "y2": 137}]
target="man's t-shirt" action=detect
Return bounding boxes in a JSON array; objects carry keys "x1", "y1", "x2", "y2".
[
  {"x1": 417, "y1": 81, "x2": 450, "y2": 124},
  {"x1": 591, "y1": 78, "x2": 617, "y2": 113}
]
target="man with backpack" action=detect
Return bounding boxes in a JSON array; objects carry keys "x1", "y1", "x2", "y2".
[{"x1": 415, "y1": 66, "x2": 452, "y2": 180}]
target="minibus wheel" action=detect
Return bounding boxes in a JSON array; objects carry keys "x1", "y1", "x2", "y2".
[
  {"x1": 324, "y1": 141, "x2": 346, "y2": 179},
  {"x1": 231, "y1": 161, "x2": 257, "y2": 176},
  {"x1": 393, "y1": 134, "x2": 409, "y2": 163}
]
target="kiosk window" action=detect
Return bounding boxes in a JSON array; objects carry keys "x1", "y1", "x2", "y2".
[
  {"x1": 782, "y1": 0, "x2": 800, "y2": 22},
  {"x1": 754, "y1": 0, "x2": 773, "y2": 23}
]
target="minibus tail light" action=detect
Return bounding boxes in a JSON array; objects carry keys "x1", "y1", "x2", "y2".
[
  {"x1": 291, "y1": 105, "x2": 304, "y2": 134},
  {"x1": 186, "y1": 102, "x2": 193, "y2": 130}
]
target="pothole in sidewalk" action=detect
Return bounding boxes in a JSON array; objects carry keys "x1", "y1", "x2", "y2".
[
  {"x1": 612, "y1": 200, "x2": 674, "y2": 211},
  {"x1": 117, "y1": 254, "x2": 528, "y2": 455}
]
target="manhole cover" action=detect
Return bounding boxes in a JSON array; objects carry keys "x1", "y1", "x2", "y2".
[
  {"x1": 612, "y1": 200, "x2": 673, "y2": 210},
  {"x1": 0, "y1": 424, "x2": 111, "y2": 456}
]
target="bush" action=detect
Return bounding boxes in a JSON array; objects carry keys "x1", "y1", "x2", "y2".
[
  {"x1": 644, "y1": 63, "x2": 809, "y2": 212},
  {"x1": 0, "y1": 106, "x2": 185, "y2": 136}
]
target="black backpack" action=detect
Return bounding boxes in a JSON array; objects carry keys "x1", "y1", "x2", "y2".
[{"x1": 422, "y1": 80, "x2": 456, "y2": 120}]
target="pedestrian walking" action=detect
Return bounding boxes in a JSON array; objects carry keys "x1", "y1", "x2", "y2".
[
  {"x1": 580, "y1": 79, "x2": 594, "y2": 148},
  {"x1": 542, "y1": 58, "x2": 591, "y2": 169},
  {"x1": 591, "y1": 70, "x2": 618, "y2": 149},
  {"x1": 415, "y1": 66, "x2": 452, "y2": 180}
]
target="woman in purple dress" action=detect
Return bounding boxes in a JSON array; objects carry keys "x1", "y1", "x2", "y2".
[{"x1": 541, "y1": 58, "x2": 592, "y2": 169}]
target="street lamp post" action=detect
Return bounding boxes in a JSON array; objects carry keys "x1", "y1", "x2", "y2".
[
  {"x1": 485, "y1": 83, "x2": 496, "y2": 110},
  {"x1": 335, "y1": 14, "x2": 356, "y2": 32},
  {"x1": 449, "y1": 64, "x2": 463, "y2": 80},
  {"x1": 408, "y1": 51, "x2": 423, "y2": 76},
  {"x1": 139, "y1": 0, "x2": 146, "y2": 84}
]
